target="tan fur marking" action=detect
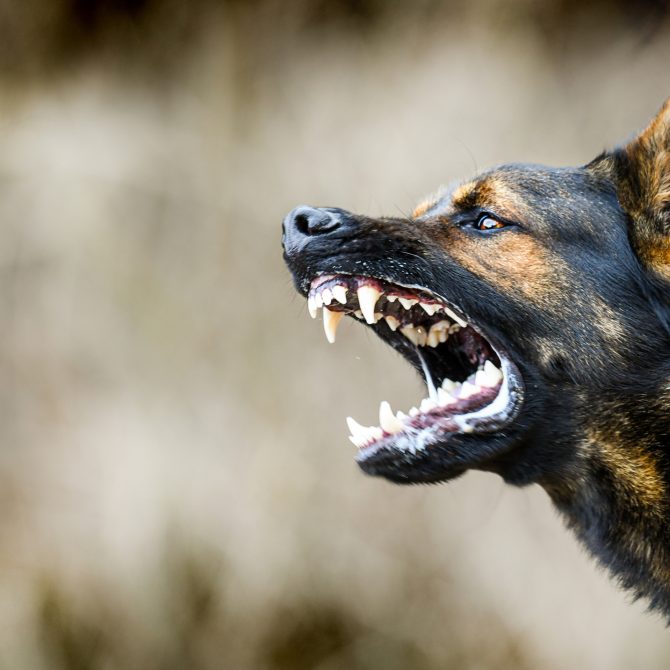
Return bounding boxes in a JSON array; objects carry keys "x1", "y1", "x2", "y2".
[
  {"x1": 596, "y1": 439, "x2": 665, "y2": 514},
  {"x1": 622, "y1": 100, "x2": 670, "y2": 276},
  {"x1": 412, "y1": 199, "x2": 436, "y2": 219},
  {"x1": 451, "y1": 182, "x2": 477, "y2": 209},
  {"x1": 446, "y1": 228, "x2": 562, "y2": 304}
]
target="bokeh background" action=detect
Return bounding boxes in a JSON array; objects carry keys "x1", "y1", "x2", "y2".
[{"x1": 1, "y1": 1, "x2": 670, "y2": 668}]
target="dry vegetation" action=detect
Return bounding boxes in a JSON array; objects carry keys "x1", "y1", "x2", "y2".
[{"x1": 0, "y1": 1, "x2": 669, "y2": 667}]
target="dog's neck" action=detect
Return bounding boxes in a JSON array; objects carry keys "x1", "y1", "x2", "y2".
[{"x1": 543, "y1": 390, "x2": 670, "y2": 616}]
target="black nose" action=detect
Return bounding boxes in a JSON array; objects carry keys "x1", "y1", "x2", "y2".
[
  {"x1": 282, "y1": 205, "x2": 350, "y2": 256},
  {"x1": 285, "y1": 205, "x2": 341, "y2": 237}
]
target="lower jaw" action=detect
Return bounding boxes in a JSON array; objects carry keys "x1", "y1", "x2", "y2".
[{"x1": 354, "y1": 353, "x2": 523, "y2": 477}]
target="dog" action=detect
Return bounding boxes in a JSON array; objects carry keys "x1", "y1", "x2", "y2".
[{"x1": 282, "y1": 100, "x2": 670, "y2": 617}]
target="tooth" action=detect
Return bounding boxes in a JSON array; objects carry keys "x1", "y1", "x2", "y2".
[
  {"x1": 438, "y1": 330, "x2": 448, "y2": 343},
  {"x1": 323, "y1": 308, "x2": 343, "y2": 343},
  {"x1": 387, "y1": 295, "x2": 398, "y2": 302},
  {"x1": 459, "y1": 382, "x2": 479, "y2": 399},
  {"x1": 374, "y1": 313, "x2": 383, "y2": 323},
  {"x1": 415, "y1": 326, "x2": 427, "y2": 346},
  {"x1": 443, "y1": 306, "x2": 466, "y2": 328},
  {"x1": 398, "y1": 297, "x2": 418, "y2": 310},
  {"x1": 307, "y1": 296, "x2": 318, "y2": 319},
  {"x1": 379, "y1": 401, "x2": 403, "y2": 434},
  {"x1": 357, "y1": 285, "x2": 382, "y2": 324},
  {"x1": 331, "y1": 285, "x2": 348, "y2": 304},
  {"x1": 400, "y1": 325, "x2": 420, "y2": 345},
  {"x1": 369, "y1": 426, "x2": 384, "y2": 441},
  {"x1": 346, "y1": 417, "x2": 383, "y2": 447},
  {"x1": 409, "y1": 406, "x2": 419, "y2": 417},
  {"x1": 426, "y1": 330, "x2": 440, "y2": 347},
  {"x1": 420, "y1": 398, "x2": 437, "y2": 413},
  {"x1": 396, "y1": 411, "x2": 407, "y2": 422},
  {"x1": 321, "y1": 288, "x2": 333, "y2": 305},
  {"x1": 449, "y1": 323, "x2": 461, "y2": 334},
  {"x1": 483, "y1": 360, "x2": 503, "y2": 386},
  {"x1": 437, "y1": 388, "x2": 456, "y2": 406},
  {"x1": 385, "y1": 315, "x2": 400, "y2": 331},
  {"x1": 420, "y1": 302, "x2": 440, "y2": 315},
  {"x1": 441, "y1": 378, "x2": 457, "y2": 392},
  {"x1": 346, "y1": 416, "x2": 368, "y2": 446},
  {"x1": 354, "y1": 310, "x2": 363, "y2": 319}
]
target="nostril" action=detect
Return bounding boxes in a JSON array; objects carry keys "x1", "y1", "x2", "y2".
[{"x1": 294, "y1": 212, "x2": 311, "y2": 236}]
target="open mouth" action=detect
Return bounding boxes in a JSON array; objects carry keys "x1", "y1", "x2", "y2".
[{"x1": 306, "y1": 273, "x2": 524, "y2": 468}]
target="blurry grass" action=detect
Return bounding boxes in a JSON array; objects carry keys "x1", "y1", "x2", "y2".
[
  {"x1": 0, "y1": 1, "x2": 669, "y2": 669},
  {"x1": 34, "y1": 540, "x2": 542, "y2": 670}
]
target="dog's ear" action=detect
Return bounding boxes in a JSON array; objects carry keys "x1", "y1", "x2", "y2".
[{"x1": 591, "y1": 100, "x2": 670, "y2": 279}]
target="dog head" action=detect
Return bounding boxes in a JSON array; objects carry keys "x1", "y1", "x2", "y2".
[{"x1": 282, "y1": 101, "x2": 670, "y2": 489}]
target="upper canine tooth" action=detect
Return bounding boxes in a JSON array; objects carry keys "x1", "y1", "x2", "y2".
[
  {"x1": 443, "y1": 306, "x2": 466, "y2": 328},
  {"x1": 400, "y1": 325, "x2": 420, "y2": 346},
  {"x1": 398, "y1": 297, "x2": 418, "y2": 310},
  {"x1": 420, "y1": 302, "x2": 440, "y2": 315},
  {"x1": 357, "y1": 285, "x2": 382, "y2": 324},
  {"x1": 379, "y1": 401, "x2": 403, "y2": 434},
  {"x1": 385, "y1": 315, "x2": 400, "y2": 331},
  {"x1": 307, "y1": 296, "x2": 319, "y2": 319},
  {"x1": 321, "y1": 288, "x2": 333, "y2": 305},
  {"x1": 331, "y1": 285, "x2": 348, "y2": 304},
  {"x1": 323, "y1": 308, "x2": 343, "y2": 343}
]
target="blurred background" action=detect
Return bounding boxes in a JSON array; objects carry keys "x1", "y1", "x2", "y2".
[{"x1": 1, "y1": 0, "x2": 670, "y2": 668}]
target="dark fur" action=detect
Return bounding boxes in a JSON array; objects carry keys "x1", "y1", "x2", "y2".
[{"x1": 283, "y1": 101, "x2": 670, "y2": 617}]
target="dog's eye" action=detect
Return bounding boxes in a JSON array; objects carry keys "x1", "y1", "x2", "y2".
[{"x1": 474, "y1": 215, "x2": 507, "y2": 231}]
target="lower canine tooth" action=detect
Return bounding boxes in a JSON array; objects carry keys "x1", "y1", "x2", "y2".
[
  {"x1": 323, "y1": 308, "x2": 343, "y2": 343},
  {"x1": 379, "y1": 401, "x2": 403, "y2": 433}
]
